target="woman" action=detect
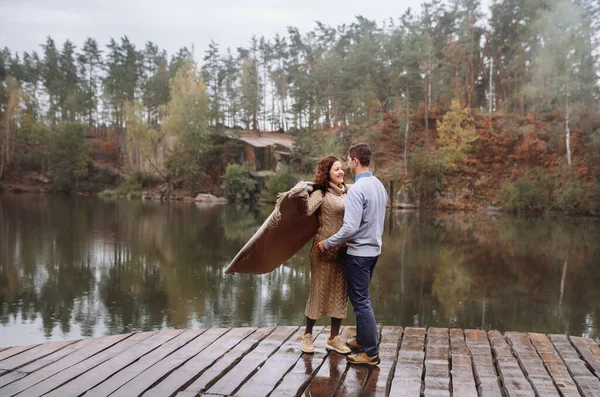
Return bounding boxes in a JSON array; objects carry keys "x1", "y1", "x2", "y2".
[{"x1": 301, "y1": 156, "x2": 350, "y2": 354}]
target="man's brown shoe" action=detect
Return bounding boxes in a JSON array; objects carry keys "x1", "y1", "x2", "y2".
[
  {"x1": 346, "y1": 338, "x2": 362, "y2": 350},
  {"x1": 347, "y1": 351, "x2": 380, "y2": 366}
]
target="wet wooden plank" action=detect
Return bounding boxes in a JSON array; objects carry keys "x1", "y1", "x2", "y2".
[
  {"x1": 424, "y1": 327, "x2": 450, "y2": 397},
  {"x1": 236, "y1": 327, "x2": 316, "y2": 397},
  {"x1": 10, "y1": 331, "x2": 155, "y2": 397},
  {"x1": 144, "y1": 327, "x2": 257, "y2": 397},
  {"x1": 550, "y1": 334, "x2": 600, "y2": 396},
  {"x1": 488, "y1": 330, "x2": 535, "y2": 397},
  {"x1": 0, "y1": 344, "x2": 39, "y2": 363},
  {"x1": 0, "y1": 333, "x2": 133, "y2": 396},
  {"x1": 268, "y1": 326, "x2": 328, "y2": 397},
  {"x1": 389, "y1": 327, "x2": 426, "y2": 397},
  {"x1": 0, "y1": 338, "x2": 96, "y2": 389},
  {"x1": 449, "y1": 329, "x2": 477, "y2": 397},
  {"x1": 84, "y1": 329, "x2": 205, "y2": 397},
  {"x1": 505, "y1": 332, "x2": 560, "y2": 396},
  {"x1": 528, "y1": 333, "x2": 580, "y2": 397},
  {"x1": 44, "y1": 329, "x2": 184, "y2": 397},
  {"x1": 0, "y1": 340, "x2": 77, "y2": 373},
  {"x1": 178, "y1": 327, "x2": 274, "y2": 396},
  {"x1": 464, "y1": 329, "x2": 502, "y2": 397},
  {"x1": 206, "y1": 326, "x2": 297, "y2": 396},
  {"x1": 570, "y1": 336, "x2": 600, "y2": 376},
  {"x1": 335, "y1": 326, "x2": 380, "y2": 397},
  {"x1": 450, "y1": 328, "x2": 470, "y2": 355},
  {"x1": 358, "y1": 326, "x2": 402, "y2": 397},
  {"x1": 302, "y1": 346, "x2": 346, "y2": 396},
  {"x1": 109, "y1": 328, "x2": 226, "y2": 397}
]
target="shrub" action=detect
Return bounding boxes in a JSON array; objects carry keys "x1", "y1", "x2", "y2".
[
  {"x1": 100, "y1": 181, "x2": 143, "y2": 198},
  {"x1": 262, "y1": 165, "x2": 296, "y2": 203},
  {"x1": 114, "y1": 181, "x2": 143, "y2": 196},
  {"x1": 99, "y1": 189, "x2": 117, "y2": 198},
  {"x1": 220, "y1": 163, "x2": 257, "y2": 201},
  {"x1": 131, "y1": 171, "x2": 162, "y2": 188},
  {"x1": 499, "y1": 169, "x2": 555, "y2": 212},
  {"x1": 411, "y1": 150, "x2": 446, "y2": 205},
  {"x1": 14, "y1": 152, "x2": 43, "y2": 172},
  {"x1": 555, "y1": 181, "x2": 589, "y2": 214}
]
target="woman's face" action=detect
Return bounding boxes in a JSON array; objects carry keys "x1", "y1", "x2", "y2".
[{"x1": 329, "y1": 161, "x2": 344, "y2": 186}]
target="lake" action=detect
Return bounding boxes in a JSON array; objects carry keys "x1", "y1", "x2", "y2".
[{"x1": 1, "y1": 194, "x2": 599, "y2": 347}]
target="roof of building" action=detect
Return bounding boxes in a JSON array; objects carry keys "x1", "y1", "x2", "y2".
[{"x1": 224, "y1": 130, "x2": 294, "y2": 150}]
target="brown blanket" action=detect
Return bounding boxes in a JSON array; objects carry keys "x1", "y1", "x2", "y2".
[{"x1": 224, "y1": 183, "x2": 318, "y2": 274}]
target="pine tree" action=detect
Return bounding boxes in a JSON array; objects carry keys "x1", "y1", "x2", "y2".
[{"x1": 78, "y1": 38, "x2": 102, "y2": 129}]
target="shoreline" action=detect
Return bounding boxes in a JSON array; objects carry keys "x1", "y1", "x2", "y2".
[{"x1": 2, "y1": 186, "x2": 598, "y2": 218}]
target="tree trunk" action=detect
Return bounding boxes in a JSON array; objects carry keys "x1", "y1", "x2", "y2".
[
  {"x1": 489, "y1": 57, "x2": 493, "y2": 120},
  {"x1": 565, "y1": 92, "x2": 573, "y2": 177},
  {"x1": 469, "y1": 11, "x2": 475, "y2": 108},
  {"x1": 280, "y1": 74, "x2": 286, "y2": 131},
  {"x1": 425, "y1": 79, "x2": 429, "y2": 153},
  {"x1": 404, "y1": 85, "x2": 410, "y2": 178},
  {"x1": 519, "y1": 76, "x2": 525, "y2": 117}
]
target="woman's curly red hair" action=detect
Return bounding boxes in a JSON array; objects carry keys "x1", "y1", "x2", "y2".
[{"x1": 313, "y1": 155, "x2": 345, "y2": 192}]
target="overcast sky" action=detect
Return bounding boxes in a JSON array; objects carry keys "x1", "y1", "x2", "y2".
[{"x1": 2, "y1": 0, "x2": 492, "y2": 62}]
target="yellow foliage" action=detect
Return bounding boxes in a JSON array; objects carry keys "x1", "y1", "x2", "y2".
[{"x1": 436, "y1": 100, "x2": 477, "y2": 167}]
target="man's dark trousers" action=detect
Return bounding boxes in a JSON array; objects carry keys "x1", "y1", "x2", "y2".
[{"x1": 344, "y1": 253, "x2": 379, "y2": 357}]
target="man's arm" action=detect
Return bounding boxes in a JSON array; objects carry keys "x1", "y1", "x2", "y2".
[{"x1": 323, "y1": 187, "x2": 363, "y2": 250}]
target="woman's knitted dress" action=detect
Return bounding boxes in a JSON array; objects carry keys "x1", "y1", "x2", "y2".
[{"x1": 304, "y1": 182, "x2": 348, "y2": 320}]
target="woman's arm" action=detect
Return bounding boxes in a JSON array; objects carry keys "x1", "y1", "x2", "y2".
[{"x1": 305, "y1": 189, "x2": 324, "y2": 216}]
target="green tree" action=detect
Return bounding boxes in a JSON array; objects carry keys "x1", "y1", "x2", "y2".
[
  {"x1": 41, "y1": 37, "x2": 60, "y2": 124},
  {"x1": 203, "y1": 40, "x2": 224, "y2": 128},
  {"x1": 141, "y1": 42, "x2": 169, "y2": 128},
  {"x1": 239, "y1": 56, "x2": 260, "y2": 130},
  {"x1": 78, "y1": 38, "x2": 102, "y2": 129},
  {"x1": 221, "y1": 163, "x2": 257, "y2": 201},
  {"x1": 49, "y1": 123, "x2": 90, "y2": 191},
  {"x1": 58, "y1": 40, "x2": 79, "y2": 122},
  {"x1": 22, "y1": 51, "x2": 42, "y2": 119}
]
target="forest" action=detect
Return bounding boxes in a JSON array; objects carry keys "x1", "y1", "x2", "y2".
[{"x1": 1, "y1": 0, "x2": 599, "y2": 213}]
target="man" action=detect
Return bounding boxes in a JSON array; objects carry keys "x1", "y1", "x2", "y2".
[{"x1": 317, "y1": 142, "x2": 388, "y2": 366}]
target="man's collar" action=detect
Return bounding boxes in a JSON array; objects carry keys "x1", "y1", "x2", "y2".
[{"x1": 354, "y1": 172, "x2": 373, "y2": 182}]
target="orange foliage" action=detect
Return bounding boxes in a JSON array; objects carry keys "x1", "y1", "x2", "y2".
[
  {"x1": 472, "y1": 118, "x2": 514, "y2": 166},
  {"x1": 89, "y1": 137, "x2": 119, "y2": 163},
  {"x1": 515, "y1": 133, "x2": 549, "y2": 166}
]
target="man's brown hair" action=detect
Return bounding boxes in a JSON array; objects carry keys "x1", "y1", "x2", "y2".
[{"x1": 348, "y1": 142, "x2": 371, "y2": 167}]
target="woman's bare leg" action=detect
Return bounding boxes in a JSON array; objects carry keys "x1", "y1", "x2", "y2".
[
  {"x1": 330, "y1": 317, "x2": 342, "y2": 338},
  {"x1": 305, "y1": 316, "x2": 316, "y2": 335}
]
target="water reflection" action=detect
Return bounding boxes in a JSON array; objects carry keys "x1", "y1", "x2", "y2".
[{"x1": 0, "y1": 195, "x2": 598, "y2": 347}]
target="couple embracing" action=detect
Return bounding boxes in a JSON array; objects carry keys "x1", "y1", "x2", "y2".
[{"x1": 300, "y1": 142, "x2": 388, "y2": 366}]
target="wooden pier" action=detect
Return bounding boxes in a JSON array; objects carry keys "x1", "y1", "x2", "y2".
[{"x1": 0, "y1": 326, "x2": 599, "y2": 396}]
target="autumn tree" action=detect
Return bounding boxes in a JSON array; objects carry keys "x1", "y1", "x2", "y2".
[
  {"x1": 162, "y1": 61, "x2": 210, "y2": 191},
  {"x1": 437, "y1": 99, "x2": 477, "y2": 167}
]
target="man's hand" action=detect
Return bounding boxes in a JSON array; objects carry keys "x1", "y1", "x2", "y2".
[{"x1": 317, "y1": 240, "x2": 327, "y2": 254}]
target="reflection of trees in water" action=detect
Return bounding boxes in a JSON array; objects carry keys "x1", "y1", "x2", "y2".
[
  {"x1": 1, "y1": 196, "x2": 599, "y2": 343},
  {"x1": 377, "y1": 210, "x2": 600, "y2": 337},
  {"x1": 0, "y1": 195, "x2": 95, "y2": 337},
  {"x1": 220, "y1": 204, "x2": 263, "y2": 242},
  {"x1": 432, "y1": 249, "x2": 472, "y2": 324}
]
